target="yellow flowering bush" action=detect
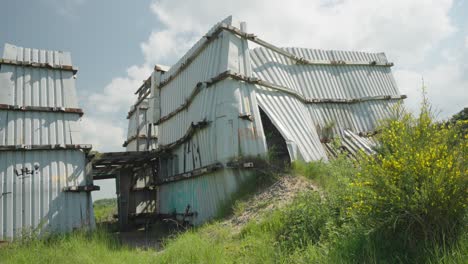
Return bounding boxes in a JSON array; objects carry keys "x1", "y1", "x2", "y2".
[{"x1": 349, "y1": 101, "x2": 468, "y2": 249}]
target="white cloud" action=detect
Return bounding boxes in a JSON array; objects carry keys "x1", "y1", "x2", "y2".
[
  {"x1": 82, "y1": 64, "x2": 151, "y2": 152},
  {"x1": 395, "y1": 61, "x2": 468, "y2": 118},
  {"x1": 80, "y1": 116, "x2": 126, "y2": 152},
  {"x1": 141, "y1": 30, "x2": 198, "y2": 65},
  {"x1": 465, "y1": 36, "x2": 468, "y2": 49},
  {"x1": 147, "y1": 0, "x2": 455, "y2": 65},
  {"x1": 83, "y1": 0, "x2": 465, "y2": 152},
  {"x1": 88, "y1": 65, "x2": 151, "y2": 113},
  {"x1": 144, "y1": 0, "x2": 463, "y2": 118}
]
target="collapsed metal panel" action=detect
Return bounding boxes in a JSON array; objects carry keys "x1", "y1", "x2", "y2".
[
  {"x1": 0, "y1": 44, "x2": 94, "y2": 241},
  {"x1": 250, "y1": 47, "x2": 402, "y2": 161}
]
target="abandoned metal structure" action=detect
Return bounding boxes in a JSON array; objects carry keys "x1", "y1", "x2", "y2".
[
  {"x1": 0, "y1": 13, "x2": 407, "y2": 239},
  {"x1": 0, "y1": 44, "x2": 97, "y2": 241},
  {"x1": 93, "y1": 16, "x2": 405, "y2": 228}
]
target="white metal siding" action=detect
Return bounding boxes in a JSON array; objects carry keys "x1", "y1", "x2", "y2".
[
  {"x1": 0, "y1": 44, "x2": 93, "y2": 241},
  {"x1": 0, "y1": 44, "x2": 78, "y2": 108},
  {"x1": 158, "y1": 169, "x2": 253, "y2": 225},
  {"x1": 129, "y1": 17, "x2": 404, "y2": 225},
  {"x1": 154, "y1": 17, "x2": 267, "y2": 224},
  {"x1": 0, "y1": 111, "x2": 82, "y2": 145},
  {"x1": 0, "y1": 150, "x2": 93, "y2": 240},
  {"x1": 250, "y1": 48, "x2": 400, "y2": 134}
]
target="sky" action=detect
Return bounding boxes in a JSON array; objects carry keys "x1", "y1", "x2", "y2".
[{"x1": 1, "y1": 0, "x2": 467, "y2": 200}]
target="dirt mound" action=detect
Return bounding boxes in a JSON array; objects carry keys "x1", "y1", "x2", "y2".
[{"x1": 227, "y1": 175, "x2": 317, "y2": 230}]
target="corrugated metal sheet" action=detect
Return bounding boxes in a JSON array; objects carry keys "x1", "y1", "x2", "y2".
[
  {"x1": 323, "y1": 129, "x2": 377, "y2": 159},
  {"x1": 250, "y1": 47, "x2": 401, "y2": 161},
  {"x1": 154, "y1": 17, "x2": 266, "y2": 224},
  {"x1": 250, "y1": 47, "x2": 400, "y2": 130},
  {"x1": 0, "y1": 111, "x2": 82, "y2": 145},
  {"x1": 126, "y1": 17, "x2": 403, "y2": 225},
  {"x1": 0, "y1": 44, "x2": 94, "y2": 241},
  {"x1": 341, "y1": 129, "x2": 376, "y2": 155},
  {"x1": 125, "y1": 100, "x2": 157, "y2": 151},
  {"x1": 158, "y1": 169, "x2": 252, "y2": 225},
  {"x1": 0, "y1": 43, "x2": 79, "y2": 108},
  {"x1": 158, "y1": 17, "x2": 266, "y2": 164},
  {"x1": 0, "y1": 150, "x2": 91, "y2": 239}
]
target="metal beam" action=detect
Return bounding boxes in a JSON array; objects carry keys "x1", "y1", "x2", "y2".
[
  {"x1": 63, "y1": 185, "x2": 100, "y2": 192},
  {"x1": 157, "y1": 120, "x2": 209, "y2": 151},
  {"x1": 132, "y1": 23, "x2": 395, "y2": 107},
  {"x1": 0, "y1": 144, "x2": 92, "y2": 151},
  {"x1": 156, "y1": 162, "x2": 223, "y2": 185},
  {"x1": 155, "y1": 70, "x2": 407, "y2": 125},
  {"x1": 0, "y1": 104, "x2": 84, "y2": 116},
  {"x1": 220, "y1": 24, "x2": 394, "y2": 67},
  {"x1": 0, "y1": 58, "x2": 78, "y2": 74},
  {"x1": 122, "y1": 135, "x2": 158, "y2": 147},
  {"x1": 156, "y1": 23, "x2": 394, "y2": 91}
]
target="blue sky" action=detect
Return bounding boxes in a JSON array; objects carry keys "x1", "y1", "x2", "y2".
[
  {"x1": 1, "y1": 0, "x2": 467, "y2": 199},
  {"x1": 1, "y1": 0, "x2": 154, "y2": 94}
]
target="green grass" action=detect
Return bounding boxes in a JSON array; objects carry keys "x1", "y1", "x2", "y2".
[
  {"x1": 93, "y1": 198, "x2": 117, "y2": 223},
  {"x1": 0, "y1": 228, "x2": 157, "y2": 264},
  {"x1": 1, "y1": 165, "x2": 466, "y2": 263},
  {"x1": 2, "y1": 104, "x2": 467, "y2": 263}
]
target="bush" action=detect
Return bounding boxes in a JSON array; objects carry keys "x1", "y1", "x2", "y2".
[
  {"x1": 286, "y1": 100, "x2": 468, "y2": 263},
  {"x1": 348, "y1": 101, "x2": 468, "y2": 260}
]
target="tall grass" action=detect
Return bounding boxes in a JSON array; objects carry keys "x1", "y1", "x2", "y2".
[
  {"x1": 0, "y1": 228, "x2": 157, "y2": 264},
  {"x1": 1, "y1": 101, "x2": 466, "y2": 263}
]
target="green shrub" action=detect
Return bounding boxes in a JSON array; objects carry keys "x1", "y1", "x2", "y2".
[
  {"x1": 286, "y1": 100, "x2": 468, "y2": 263},
  {"x1": 347, "y1": 101, "x2": 468, "y2": 260}
]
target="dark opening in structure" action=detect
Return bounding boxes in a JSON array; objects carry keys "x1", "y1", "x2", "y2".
[{"x1": 258, "y1": 107, "x2": 290, "y2": 167}]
